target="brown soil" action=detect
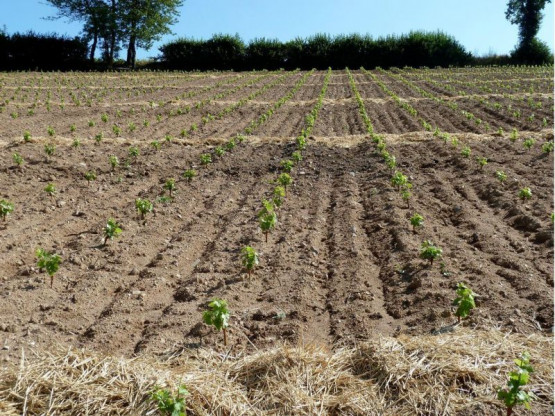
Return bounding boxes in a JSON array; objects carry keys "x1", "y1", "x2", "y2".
[{"x1": 0, "y1": 69, "x2": 553, "y2": 373}]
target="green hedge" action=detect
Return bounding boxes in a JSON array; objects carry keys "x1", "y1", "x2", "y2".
[
  {"x1": 159, "y1": 31, "x2": 473, "y2": 70},
  {"x1": 0, "y1": 31, "x2": 89, "y2": 71}
]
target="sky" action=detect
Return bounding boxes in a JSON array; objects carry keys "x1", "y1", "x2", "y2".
[{"x1": 1, "y1": 0, "x2": 554, "y2": 60}]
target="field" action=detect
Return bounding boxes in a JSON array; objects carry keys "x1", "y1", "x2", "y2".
[{"x1": 0, "y1": 67, "x2": 553, "y2": 415}]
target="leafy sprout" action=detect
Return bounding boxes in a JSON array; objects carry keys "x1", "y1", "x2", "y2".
[
  {"x1": 0, "y1": 199, "x2": 14, "y2": 221},
  {"x1": 200, "y1": 154, "x2": 212, "y2": 166},
  {"x1": 183, "y1": 169, "x2": 197, "y2": 182},
  {"x1": 542, "y1": 141, "x2": 554, "y2": 153},
  {"x1": 103, "y1": 218, "x2": 122, "y2": 245},
  {"x1": 36, "y1": 248, "x2": 61, "y2": 288},
  {"x1": 523, "y1": 138, "x2": 535, "y2": 150},
  {"x1": 452, "y1": 283, "x2": 476, "y2": 323},
  {"x1": 495, "y1": 170, "x2": 507, "y2": 183},
  {"x1": 44, "y1": 183, "x2": 56, "y2": 198},
  {"x1": 410, "y1": 213, "x2": 424, "y2": 232},
  {"x1": 258, "y1": 200, "x2": 277, "y2": 243},
  {"x1": 277, "y1": 173, "x2": 292, "y2": 195},
  {"x1": 135, "y1": 198, "x2": 153, "y2": 221},
  {"x1": 12, "y1": 153, "x2": 23, "y2": 167},
  {"x1": 202, "y1": 298, "x2": 230, "y2": 346},
  {"x1": 84, "y1": 171, "x2": 97, "y2": 185},
  {"x1": 241, "y1": 246, "x2": 259, "y2": 278},
  {"x1": 519, "y1": 187, "x2": 532, "y2": 201},
  {"x1": 477, "y1": 156, "x2": 488, "y2": 169},
  {"x1": 150, "y1": 385, "x2": 189, "y2": 416},
  {"x1": 497, "y1": 352, "x2": 536, "y2": 416},
  {"x1": 280, "y1": 159, "x2": 294, "y2": 173},
  {"x1": 420, "y1": 240, "x2": 442, "y2": 266},
  {"x1": 109, "y1": 155, "x2": 119, "y2": 171},
  {"x1": 164, "y1": 178, "x2": 176, "y2": 197}
]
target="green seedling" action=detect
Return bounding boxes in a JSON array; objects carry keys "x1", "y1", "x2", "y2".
[
  {"x1": 135, "y1": 198, "x2": 153, "y2": 221},
  {"x1": 420, "y1": 240, "x2": 442, "y2": 266},
  {"x1": 129, "y1": 146, "x2": 140, "y2": 158},
  {"x1": 84, "y1": 171, "x2": 97, "y2": 185},
  {"x1": 273, "y1": 186, "x2": 286, "y2": 208},
  {"x1": 291, "y1": 151, "x2": 302, "y2": 164},
  {"x1": 101, "y1": 113, "x2": 108, "y2": 123},
  {"x1": 277, "y1": 173, "x2": 292, "y2": 195},
  {"x1": 391, "y1": 171, "x2": 408, "y2": 190},
  {"x1": 165, "y1": 135, "x2": 173, "y2": 143},
  {"x1": 12, "y1": 153, "x2": 23, "y2": 167},
  {"x1": 150, "y1": 385, "x2": 189, "y2": 416},
  {"x1": 477, "y1": 157, "x2": 488, "y2": 169},
  {"x1": 70, "y1": 124, "x2": 76, "y2": 133},
  {"x1": 151, "y1": 140, "x2": 161, "y2": 151},
  {"x1": 0, "y1": 199, "x2": 14, "y2": 221},
  {"x1": 280, "y1": 159, "x2": 294, "y2": 173},
  {"x1": 94, "y1": 132, "x2": 103, "y2": 144},
  {"x1": 460, "y1": 146, "x2": 471, "y2": 158},
  {"x1": 519, "y1": 187, "x2": 532, "y2": 201},
  {"x1": 495, "y1": 170, "x2": 507, "y2": 183},
  {"x1": 498, "y1": 352, "x2": 536, "y2": 416},
  {"x1": 88, "y1": 120, "x2": 95, "y2": 127},
  {"x1": 72, "y1": 138, "x2": 81, "y2": 148},
  {"x1": 143, "y1": 119, "x2": 150, "y2": 127},
  {"x1": 202, "y1": 298, "x2": 230, "y2": 346},
  {"x1": 542, "y1": 141, "x2": 554, "y2": 153},
  {"x1": 523, "y1": 138, "x2": 535, "y2": 151},
  {"x1": 128, "y1": 122, "x2": 136, "y2": 132},
  {"x1": 47, "y1": 126, "x2": 55, "y2": 137},
  {"x1": 44, "y1": 144, "x2": 55, "y2": 160},
  {"x1": 200, "y1": 154, "x2": 212, "y2": 166},
  {"x1": 452, "y1": 282, "x2": 476, "y2": 323},
  {"x1": 296, "y1": 135, "x2": 307, "y2": 150},
  {"x1": 509, "y1": 128, "x2": 518, "y2": 142},
  {"x1": 23, "y1": 131, "x2": 31, "y2": 142},
  {"x1": 164, "y1": 178, "x2": 176, "y2": 197},
  {"x1": 225, "y1": 139, "x2": 236, "y2": 151},
  {"x1": 183, "y1": 169, "x2": 197, "y2": 182},
  {"x1": 112, "y1": 125, "x2": 121, "y2": 137},
  {"x1": 36, "y1": 248, "x2": 61, "y2": 288},
  {"x1": 241, "y1": 246, "x2": 259, "y2": 278},
  {"x1": 410, "y1": 213, "x2": 424, "y2": 232},
  {"x1": 109, "y1": 155, "x2": 119, "y2": 171},
  {"x1": 44, "y1": 183, "x2": 56, "y2": 198},
  {"x1": 258, "y1": 200, "x2": 277, "y2": 243},
  {"x1": 215, "y1": 146, "x2": 225, "y2": 157},
  {"x1": 401, "y1": 186, "x2": 412, "y2": 208},
  {"x1": 103, "y1": 218, "x2": 122, "y2": 245}
]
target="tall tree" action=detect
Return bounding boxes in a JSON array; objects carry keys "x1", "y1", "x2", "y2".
[
  {"x1": 119, "y1": 0, "x2": 183, "y2": 68},
  {"x1": 505, "y1": 0, "x2": 551, "y2": 48},
  {"x1": 46, "y1": 0, "x2": 111, "y2": 63}
]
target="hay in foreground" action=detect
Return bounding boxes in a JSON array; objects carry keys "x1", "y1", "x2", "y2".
[{"x1": 0, "y1": 328, "x2": 552, "y2": 415}]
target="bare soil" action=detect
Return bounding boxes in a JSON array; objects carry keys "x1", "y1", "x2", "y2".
[{"x1": 0, "y1": 69, "x2": 553, "y2": 365}]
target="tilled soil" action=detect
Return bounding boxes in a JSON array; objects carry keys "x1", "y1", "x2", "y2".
[{"x1": 0, "y1": 69, "x2": 552, "y2": 361}]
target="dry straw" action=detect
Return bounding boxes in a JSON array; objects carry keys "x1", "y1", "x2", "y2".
[{"x1": 0, "y1": 329, "x2": 552, "y2": 415}]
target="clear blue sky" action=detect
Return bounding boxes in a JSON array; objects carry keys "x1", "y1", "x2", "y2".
[{"x1": 2, "y1": 0, "x2": 553, "y2": 60}]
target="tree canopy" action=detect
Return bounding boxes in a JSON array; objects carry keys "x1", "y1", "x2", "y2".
[{"x1": 46, "y1": 0, "x2": 183, "y2": 68}]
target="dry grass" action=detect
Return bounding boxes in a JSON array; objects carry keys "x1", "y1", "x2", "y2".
[{"x1": 0, "y1": 328, "x2": 552, "y2": 415}]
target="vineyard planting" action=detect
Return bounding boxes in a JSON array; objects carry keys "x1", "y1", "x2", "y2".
[{"x1": 0, "y1": 67, "x2": 553, "y2": 415}]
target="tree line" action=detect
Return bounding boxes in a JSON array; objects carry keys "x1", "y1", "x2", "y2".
[{"x1": 0, "y1": 0, "x2": 551, "y2": 71}]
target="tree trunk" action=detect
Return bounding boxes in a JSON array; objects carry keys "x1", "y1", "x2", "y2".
[
  {"x1": 127, "y1": 34, "x2": 136, "y2": 69},
  {"x1": 89, "y1": 31, "x2": 98, "y2": 62}
]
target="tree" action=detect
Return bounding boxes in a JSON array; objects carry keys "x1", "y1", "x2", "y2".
[
  {"x1": 506, "y1": 0, "x2": 552, "y2": 63},
  {"x1": 45, "y1": 0, "x2": 113, "y2": 63},
  {"x1": 46, "y1": 0, "x2": 182, "y2": 68},
  {"x1": 119, "y1": 0, "x2": 183, "y2": 68}
]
